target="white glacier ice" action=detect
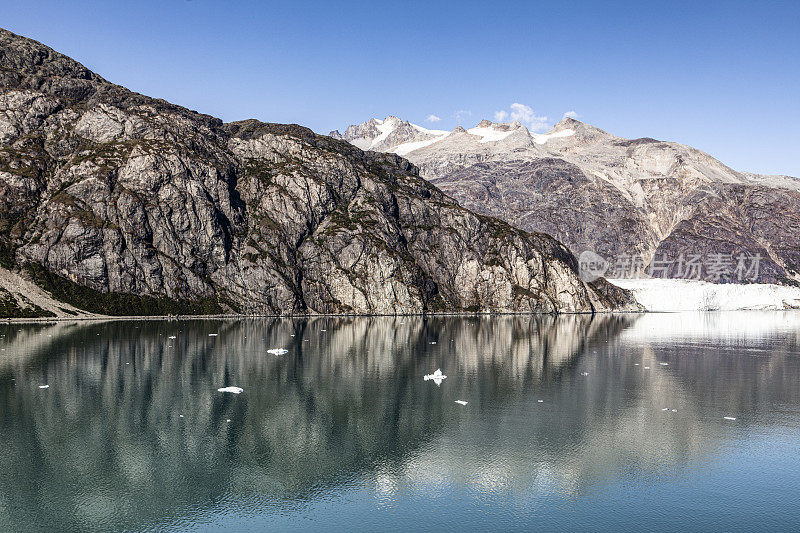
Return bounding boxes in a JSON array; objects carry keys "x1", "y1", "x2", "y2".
[{"x1": 609, "y1": 278, "x2": 800, "y2": 312}]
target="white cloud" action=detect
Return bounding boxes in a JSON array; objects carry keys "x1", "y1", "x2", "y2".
[
  {"x1": 453, "y1": 109, "x2": 473, "y2": 122},
  {"x1": 493, "y1": 103, "x2": 549, "y2": 131},
  {"x1": 425, "y1": 114, "x2": 441, "y2": 123},
  {"x1": 563, "y1": 110, "x2": 579, "y2": 119}
]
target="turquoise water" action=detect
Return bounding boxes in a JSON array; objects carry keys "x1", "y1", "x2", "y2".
[{"x1": 0, "y1": 313, "x2": 799, "y2": 531}]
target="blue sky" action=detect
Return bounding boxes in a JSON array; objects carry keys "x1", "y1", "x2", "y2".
[{"x1": 3, "y1": 0, "x2": 799, "y2": 175}]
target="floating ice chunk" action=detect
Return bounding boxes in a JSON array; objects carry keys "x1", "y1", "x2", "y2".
[
  {"x1": 267, "y1": 348, "x2": 289, "y2": 355},
  {"x1": 208, "y1": 333, "x2": 218, "y2": 337},
  {"x1": 218, "y1": 386, "x2": 243, "y2": 394},
  {"x1": 723, "y1": 416, "x2": 737, "y2": 421},
  {"x1": 423, "y1": 368, "x2": 447, "y2": 385},
  {"x1": 38, "y1": 385, "x2": 49, "y2": 389}
]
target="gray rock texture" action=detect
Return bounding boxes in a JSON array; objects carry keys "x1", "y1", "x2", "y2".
[{"x1": 0, "y1": 29, "x2": 633, "y2": 315}]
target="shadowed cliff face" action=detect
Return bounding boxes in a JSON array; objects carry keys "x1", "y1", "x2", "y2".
[
  {"x1": 1, "y1": 314, "x2": 799, "y2": 531},
  {"x1": 0, "y1": 28, "x2": 634, "y2": 316}
]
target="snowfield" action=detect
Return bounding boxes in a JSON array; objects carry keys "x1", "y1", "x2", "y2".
[{"x1": 609, "y1": 278, "x2": 800, "y2": 311}]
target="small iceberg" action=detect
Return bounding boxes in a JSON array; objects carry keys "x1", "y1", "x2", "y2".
[
  {"x1": 424, "y1": 368, "x2": 447, "y2": 385},
  {"x1": 217, "y1": 386, "x2": 243, "y2": 394},
  {"x1": 454, "y1": 400, "x2": 468, "y2": 406},
  {"x1": 38, "y1": 385, "x2": 49, "y2": 389},
  {"x1": 723, "y1": 416, "x2": 737, "y2": 421},
  {"x1": 267, "y1": 348, "x2": 289, "y2": 355}
]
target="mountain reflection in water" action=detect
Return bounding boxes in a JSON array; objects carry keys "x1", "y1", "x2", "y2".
[{"x1": 1, "y1": 313, "x2": 799, "y2": 532}]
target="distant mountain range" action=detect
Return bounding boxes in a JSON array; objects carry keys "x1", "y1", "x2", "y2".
[
  {"x1": 333, "y1": 116, "x2": 800, "y2": 284},
  {"x1": 0, "y1": 28, "x2": 634, "y2": 317}
]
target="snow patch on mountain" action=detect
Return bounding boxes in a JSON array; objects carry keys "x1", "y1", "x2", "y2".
[
  {"x1": 532, "y1": 128, "x2": 576, "y2": 144},
  {"x1": 466, "y1": 126, "x2": 516, "y2": 143},
  {"x1": 393, "y1": 132, "x2": 450, "y2": 155}
]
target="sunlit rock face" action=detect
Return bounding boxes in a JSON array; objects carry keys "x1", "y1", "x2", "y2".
[
  {"x1": 0, "y1": 29, "x2": 634, "y2": 316},
  {"x1": 1, "y1": 314, "x2": 799, "y2": 530}
]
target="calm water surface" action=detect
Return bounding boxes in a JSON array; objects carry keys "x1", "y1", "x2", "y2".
[{"x1": 1, "y1": 313, "x2": 799, "y2": 532}]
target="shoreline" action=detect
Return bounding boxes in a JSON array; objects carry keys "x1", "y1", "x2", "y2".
[{"x1": 4, "y1": 308, "x2": 799, "y2": 324}]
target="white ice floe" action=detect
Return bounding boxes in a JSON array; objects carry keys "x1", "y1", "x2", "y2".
[
  {"x1": 455, "y1": 400, "x2": 468, "y2": 406},
  {"x1": 267, "y1": 348, "x2": 289, "y2": 355},
  {"x1": 723, "y1": 416, "x2": 737, "y2": 421},
  {"x1": 217, "y1": 386, "x2": 243, "y2": 394},
  {"x1": 38, "y1": 385, "x2": 49, "y2": 389},
  {"x1": 424, "y1": 368, "x2": 447, "y2": 385},
  {"x1": 609, "y1": 278, "x2": 800, "y2": 311}
]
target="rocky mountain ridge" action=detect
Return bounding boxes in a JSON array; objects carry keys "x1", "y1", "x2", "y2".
[
  {"x1": 0, "y1": 28, "x2": 634, "y2": 317},
  {"x1": 334, "y1": 115, "x2": 800, "y2": 284}
]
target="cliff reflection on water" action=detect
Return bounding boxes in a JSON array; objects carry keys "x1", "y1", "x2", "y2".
[{"x1": 1, "y1": 313, "x2": 799, "y2": 531}]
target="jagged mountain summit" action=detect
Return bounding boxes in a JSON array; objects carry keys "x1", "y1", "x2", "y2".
[
  {"x1": 0, "y1": 28, "x2": 636, "y2": 317},
  {"x1": 334, "y1": 116, "x2": 800, "y2": 284}
]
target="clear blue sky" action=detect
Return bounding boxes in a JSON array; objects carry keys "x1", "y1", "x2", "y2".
[{"x1": 3, "y1": 0, "x2": 799, "y2": 175}]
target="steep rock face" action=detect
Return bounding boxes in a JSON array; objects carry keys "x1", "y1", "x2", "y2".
[
  {"x1": 335, "y1": 115, "x2": 800, "y2": 284},
  {"x1": 0, "y1": 29, "x2": 633, "y2": 315}
]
